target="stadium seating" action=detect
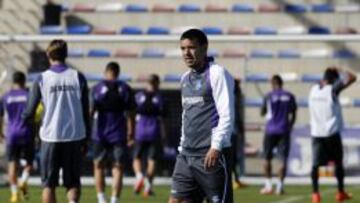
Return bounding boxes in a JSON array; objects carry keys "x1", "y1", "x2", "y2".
[
  {"x1": 333, "y1": 50, "x2": 356, "y2": 59},
  {"x1": 246, "y1": 74, "x2": 269, "y2": 82},
  {"x1": 92, "y1": 27, "x2": 116, "y2": 35},
  {"x1": 232, "y1": 4, "x2": 254, "y2": 12},
  {"x1": 308, "y1": 26, "x2": 331, "y2": 34},
  {"x1": 164, "y1": 74, "x2": 181, "y2": 82},
  {"x1": 178, "y1": 4, "x2": 201, "y2": 12},
  {"x1": 147, "y1": 26, "x2": 170, "y2": 35},
  {"x1": 72, "y1": 4, "x2": 95, "y2": 12},
  {"x1": 205, "y1": 4, "x2": 228, "y2": 12},
  {"x1": 66, "y1": 25, "x2": 92, "y2": 34},
  {"x1": 284, "y1": 3, "x2": 307, "y2": 13},
  {"x1": 311, "y1": 4, "x2": 334, "y2": 13},
  {"x1": 301, "y1": 74, "x2": 322, "y2": 83},
  {"x1": 95, "y1": 3, "x2": 124, "y2": 12},
  {"x1": 68, "y1": 49, "x2": 85, "y2": 57},
  {"x1": 120, "y1": 26, "x2": 143, "y2": 35},
  {"x1": 87, "y1": 49, "x2": 111, "y2": 57},
  {"x1": 152, "y1": 4, "x2": 175, "y2": 12},
  {"x1": 278, "y1": 49, "x2": 301, "y2": 58},
  {"x1": 85, "y1": 73, "x2": 132, "y2": 82},
  {"x1": 257, "y1": 4, "x2": 281, "y2": 12},
  {"x1": 141, "y1": 48, "x2": 165, "y2": 58},
  {"x1": 250, "y1": 49, "x2": 274, "y2": 58},
  {"x1": 245, "y1": 98, "x2": 263, "y2": 107},
  {"x1": 254, "y1": 26, "x2": 277, "y2": 35},
  {"x1": 201, "y1": 26, "x2": 223, "y2": 35},
  {"x1": 125, "y1": 4, "x2": 148, "y2": 12},
  {"x1": 40, "y1": 25, "x2": 63, "y2": 34}
]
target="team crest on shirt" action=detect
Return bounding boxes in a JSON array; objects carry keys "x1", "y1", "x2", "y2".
[
  {"x1": 211, "y1": 195, "x2": 220, "y2": 203},
  {"x1": 152, "y1": 96, "x2": 159, "y2": 104}
]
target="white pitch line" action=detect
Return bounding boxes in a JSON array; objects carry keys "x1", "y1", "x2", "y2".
[{"x1": 271, "y1": 188, "x2": 335, "y2": 203}]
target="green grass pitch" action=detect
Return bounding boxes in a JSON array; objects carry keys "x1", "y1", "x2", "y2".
[{"x1": 0, "y1": 185, "x2": 358, "y2": 203}]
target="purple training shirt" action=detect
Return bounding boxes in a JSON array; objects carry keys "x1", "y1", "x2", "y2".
[
  {"x1": 135, "y1": 91, "x2": 163, "y2": 142},
  {"x1": 263, "y1": 89, "x2": 297, "y2": 135},
  {"x1": 0, "y1": 89, "x2": 32, "y2": 145},
  {"x1": 91, "y1": 80, "x2": 133, "y2": 144}
]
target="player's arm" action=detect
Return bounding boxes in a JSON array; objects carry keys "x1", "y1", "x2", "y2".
[
  {"x1": 78, "y1": 73, "x2": 91, "y2": 141},
  {"x1": 261, "y1": 96, "x2": 267, "y2": 117},
  {"x1": 333, "y1": 69, "x2": 357, "y2": 95},
  {"x1": 289, "y1": 95, "x2": 297, "y2": 130},
  {"x1": 206, "y1": 67, "x2": 235, "y2": 168},
  {"x1": 0, "y1": 98, "x2": 4, "y2": 142},
  {"x1": 22, "y1": 76, "x2": 42, "y2": 123},
  {"x1": 125, "y1": 86, "x2": 136, "y2": 146}
]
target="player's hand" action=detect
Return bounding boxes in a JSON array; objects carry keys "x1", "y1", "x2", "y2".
[
  {"x1": 127, "y1": 138, "x2": 135, "y2": 147},
  {"x1": 204, "y1": 148, "x2": 220, "y2": 169}
]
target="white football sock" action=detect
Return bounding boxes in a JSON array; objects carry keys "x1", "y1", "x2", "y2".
[
  {"x1": 97, "y1": 192, "x2": 106, "y2": 203},
  {"x1": 20, "y1": 170, "x2": 30, "y2": 185},
  {"x1": 10, "y1": 184, "x2": 18, "y2": 194},
  {"x1": 110, "y1": 196, "x2": 118, "y2": 203}
]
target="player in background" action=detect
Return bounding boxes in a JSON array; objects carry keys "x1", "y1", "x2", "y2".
[
  {"x1": 0, "y1": 71, "x2": 34, "y2": 203},
  {"x1": 309, "y1": 67, "x2": 356, "y2": 203},
  {"x1": 260, "y1": 75, "x2": 297, "y2": 195},
  {"x1": 22, "y1": 39, "x2": 90, "y2": 203},
  {"x1": 232, "y1": 79, "x2": 246, "y2": 189},
  {"x1": 91, "y1": 62, "x2": 135, "y2": 203},
  {"x1": 169, "y1": 29, "x2": 235, "y2": 203},
  {"x1": 132, "y1": 74, "x2": 166, "y2": 197}
]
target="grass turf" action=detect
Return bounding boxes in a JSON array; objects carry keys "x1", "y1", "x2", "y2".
[{"x1": 0, "y1": 185, "x2": 358, "y2": 203}]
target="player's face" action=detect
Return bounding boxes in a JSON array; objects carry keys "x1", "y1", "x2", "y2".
[
  {"x1": 180, "y1": 38, "x2": 207, "y2": 69},
  {"x1": 104, "y1": 70, "x2": 117, "y2": 80}
]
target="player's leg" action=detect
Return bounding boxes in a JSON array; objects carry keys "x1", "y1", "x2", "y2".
[
  {"x1": 93, "y1": 142, "x2": 107, "y2": 203},
  {"x1": 6, "y1": 144, "x2": 20, "y2": 202},
  {"x1": 169, "y1": 154, "x2": 197, "y2": 203},
  {"x1": 192, "y1": 153, "x2": 231, "y2": 203},
  {"x1": 311, "y1": 137, "x2": 323, "y2": 203},
  {"x1": 40, "y1": 142, "x2": 60, "y2": 203},
  {"x1": 331, "y1": 134, "x2": 352, "y2": 202},
  {"x1": 230, "y1": 133, "x2": 241, "y2": 189},
  {"x1": 62, "y1": 141, "x2": 82, "y2": 203},
  {"x1": 110, "y1": 144, "x2": 126, "y2": 203},
  {"x1": 275, "y1": 134, "x2": 290, "y2": 195},
  {"x1": 19, "y1": 142, "x2": 35, "y2": 199},
  {"x1": 261, "y1": 135, "x2": 277, "y2": 194},
  {"x1": 132, "y1": 141, "x2": 144, "y2": 194},
  {"x1": 144, "y1": 141, "x2": 159, "y2": 196}
]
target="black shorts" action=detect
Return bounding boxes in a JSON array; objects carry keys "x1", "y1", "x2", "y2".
[
  {"x1": 93, "y1": 141, "x2": 127, "y2": 165},
  {"x1": 312, "y1": 133, "x2": 343, "y2": 166},
  {"x1": 40, "y1": 140, "x2": 82, "y2": 189},
  {"x1": 263, "y1": 134, "x2": 290, "y2": 161},
  {"x1": 6, "y1": 142, "x2": 35, "y2": 164},
  {"x1": 171, "y1": 148, "x2": 233, "y2": 203},
  {"x1": 133, "y1": 140, "x2": 161, "y2": 160}
]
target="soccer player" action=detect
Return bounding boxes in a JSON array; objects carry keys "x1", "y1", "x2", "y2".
[
  {"x1": 260, "y1": 75, "x2": 297, "y2": 195},
  {"x1": 232, "y1": 79, "x2": 246, "y2": 189},
  {"x1": 309, "y1": 67, "x2": 356, "y2": 203},
  {"x1": 0, "y1": 71, "x2": 34, "y2": 202},
  {"x1": 169, "y1": 29, "x2": 235, "y2": 203},
  {"x1": 91, "y1": 62, "x2": 134, "y2": 203},
  {"x1": 133, "y1": 74, "x2": 165, "y2": 196},
  {"x1": 22, "y1": 39, "x2": 90, "y2": 203}
]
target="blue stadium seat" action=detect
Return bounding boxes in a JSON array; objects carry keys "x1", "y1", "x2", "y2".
[
  {"x1": 85, "y1": 73, "x2": 132, "y2": 82},
  {"x1": 301, "y1": 74, "x2": 322, "y2": 83},
  {"x1": 87, "y1": 49, "x2": 111, "y2": 57},
  {"x1": 245, "y1": 98, "x2": 263, "y2": 107},
  {"x1": 285, "y1": 4, "x2": 307, "y2": 13},
  {"x1": 68, "y1": 49, "x2": 84, "y2": 57},
  {"x1": 40, "y1": 26, "x2": 63, "y2": 34},
  {"x1": 278, "y1": 49, "x2": 300, "y2": 58},
  {"x1": 353, "y1": 99, "x2": 360, "y2": 107},
  {"x1": 207, "y1": 49, "x2": 220, "y2": 57},
  {"x1": 67, "y1": 25, "x2": 92, "y2": 34},
  {"x1": 125, "y1": 4, "x2": 148, "y2": 12},
  {"x1": 120, "y1": 26, "x2": 143, "y2": 35},
  {"x1": 254, "y1": 26, "x2": 277, "y2": 35},
  {"x1": 297, "y1": 98, "x2": 308, "y2": 107},
  {"x1": 164, "y1": 74, "x2": 181, "y2": 82},
  {"x1": 232, "y1": 4, "x2": 254, "y2": 12},
  {"x1": 308, "y1": 26, "x2": 331, "y2": 34},
  {"x1": 246, "y1": 74, "x2": 269, "y2": 82},
  {"x1": 250, "y1": 49, "x2": 274, "y2": 58},
  {"x1": 202, "y1": 27, "x2": 223, "y2": 35},
  {"x1": 147, "y1": 26, "x2": 170, "y2": 35},
  {"x1": 178, "y1": 4, "x2": 201, "y2": 12},
  {"x1": 142, "y1": 48, "x2": 165, "y2": 58},
  {"x1": 333, "y1": 49, "x2": 356, "y2": 59},
  {"x1": 311, "y1": 4, "x2": 334, "y2": 13}
]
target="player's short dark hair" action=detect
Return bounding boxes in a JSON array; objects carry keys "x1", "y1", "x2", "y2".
[
  {"x1": 323, "y1": 66, "x2": 339, "y2": 84},
  {"x1": 272, "y1": 75, "x2": 283, "y2": 87},
  {"x1": 47, "y1": 39, "x2": 67, "y2": 62},
  {"x1": 180, "y1": 29, "x2": 208, "y2": 46},
  {"x1": 105, "y1": 61, "x2": 120, "y2": 77},
  {"x1": 12, "y1": 71, "x2": 26, "y2": 85},
  {"x1": 148, "y1": 74, "x2": 160, "y2": 85}
]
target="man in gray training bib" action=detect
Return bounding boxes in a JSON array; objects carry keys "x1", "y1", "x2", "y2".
[{"x1": 169, "y1": 29, "x2": 235, "y2": 203}]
